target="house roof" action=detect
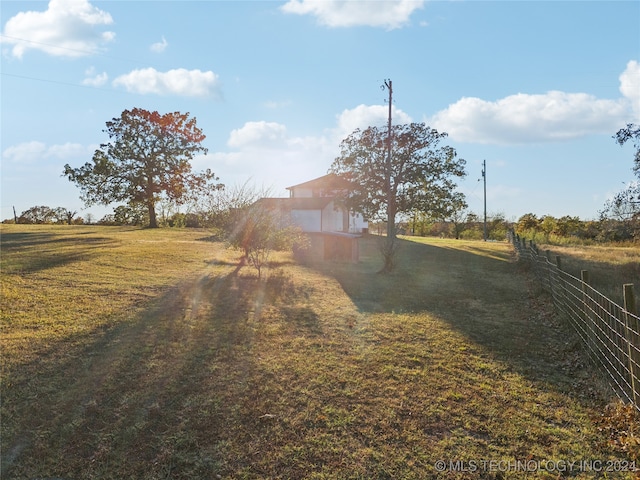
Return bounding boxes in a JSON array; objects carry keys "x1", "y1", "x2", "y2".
[
  {"x1": 256, "y1": 197, "x2": 333, "y2": 211},
  {"x1": 286, "y1": 173, "x2": 353, "y2": 191}
]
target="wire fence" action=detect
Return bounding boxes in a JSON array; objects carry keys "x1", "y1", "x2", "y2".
[{"x1": 509, "y1": 233, "x2": 640, "y2": 412}]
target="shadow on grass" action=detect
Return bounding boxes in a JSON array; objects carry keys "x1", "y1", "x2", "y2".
[
  {"x1": 313, "y1": 236, "x2": 517, "y2": 314},
  {"x1": 1, "y1": 260, "x2": 312, "y2": 477},
  {"x1": 1, "y1": 232, "x2": 117, "y2": 274},
  {"x1": 313, "y1": 235, "x2": 608, "y2": 403},
  {"x1": 197, "y1": 234, "x2": 225, "y2": 243}
]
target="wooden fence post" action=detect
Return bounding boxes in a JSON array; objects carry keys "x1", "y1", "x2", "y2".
[
  {"x1": 554, "y1": 255, "x2": 565, "y2": 313},
  {"x1": 581, "y1": 270, "x2": 594, "y2": 357},
  {"x1": 625, "y1": 284, "x2": 637, "y2": 316},
  {"x1": 581, "y1": 270, "x2": 589, "y2": 286},
  {"x1": 623, "y1": 284, "x2": 638, "y2": 406}
]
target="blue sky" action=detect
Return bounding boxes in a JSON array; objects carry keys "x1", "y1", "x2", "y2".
[{"x1": 1, "y1": 0, "x2": 639, "y2": 222}]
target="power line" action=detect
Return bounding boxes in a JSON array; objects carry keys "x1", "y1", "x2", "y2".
[
  {"x1": 0, "y1": 33, "x2": 144, "y2": 95},
  {"x1": 0, "y1": 33, "x2": 215, "y2": 97},
  {"x1": 0, "y1": 71, "x2": 132, "y2": 96},
  {"x1": 0, "y1": 34, "x2": 108, "y2": 58},
  {"x1": 0, "y1": 34, "x2": 160, "y2": 67}
]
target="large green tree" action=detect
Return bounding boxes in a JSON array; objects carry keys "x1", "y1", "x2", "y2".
[
  {"x1": 63, "y1": 108, "x2": 218, "y2": 228},
  {"x1": 331, "y1": 122, "x2": 466, "y2": 272},
  {"x1": 18, "y1": 205, "x2": 55, "y2": 224}
]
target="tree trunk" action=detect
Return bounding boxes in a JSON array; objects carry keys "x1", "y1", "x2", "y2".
[
  {"x1": 387, "y1": 207, "x2": 395, "y2": 240},
  {"x1": 380, "y1": 198, "x2": 397, "y2": 273},
  {"x1": 148, "y1": 203, "x2": 158, "y2": 228}
]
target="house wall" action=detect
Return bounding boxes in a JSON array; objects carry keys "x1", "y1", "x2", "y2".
[
  {"x1": 323, "y1": 201, "x2": 355, "y2": 233},
  {"x1": 290, "y1": 187, "x2": 313, "y2": 198},
  {"x1": 289, "y1": 203, "x2": 353, "y2": 234},
  {"x1": 291, "y1": 209, "x2": 321, "y2": 232},
  {"x1": 350, "y1": 212, "x2": 368, "y2": 233},
  {"x1": 321, "y1": 201, "x2": 341, "y2": 232},
  {"x1": 288, "y1": 179, "x2": 368, "y2": 234},
  {"x1": 290, "y1": 186, "x2": 342, "y2": 199},
  {"x1": 290, "y1": 203, "x2": 367, "y2": 234}
]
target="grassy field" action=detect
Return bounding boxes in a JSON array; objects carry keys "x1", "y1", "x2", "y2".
[
  {"x1": 1, "y1": 225, "x2": 638, "y2": 479},
  {"x1": 527, "y1": 242, "x2": 640, "y2": 306}
]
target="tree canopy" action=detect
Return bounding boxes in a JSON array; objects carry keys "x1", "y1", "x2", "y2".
[
  {"x1": 63, "y1": 108, "x2": 219, "y2": 228},
  {"x1": 614, "y1": 123, "x2": 640, "y2": 178},
  {"x1": 603, "y1": 123, "x2": 640, "y2": 238},
  {"x1": 330, "y1": 122, "x2": 466, "y2": 271}
]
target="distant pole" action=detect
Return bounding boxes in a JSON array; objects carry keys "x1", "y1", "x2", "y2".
[
  {"x1": 383, "y1": 79, "x2": 393, "y2": 240},
  {"x1": 385, "y1": 79, "x2": 392, "y2": 143},
  {"x1": 13, "y1": 205, "x2": 18, "y2": 223},
  {"x1": 482, "y1": 160, "x2": 487, "y2": 241}
]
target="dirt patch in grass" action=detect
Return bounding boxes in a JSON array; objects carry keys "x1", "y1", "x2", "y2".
[{"x1": 1, "y1": 227, "x2": 637, "y2": 478}]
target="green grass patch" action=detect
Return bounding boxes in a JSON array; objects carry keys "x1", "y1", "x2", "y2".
[{"x1": 1, "y1": 226, "x2": 637, "y2": 478}]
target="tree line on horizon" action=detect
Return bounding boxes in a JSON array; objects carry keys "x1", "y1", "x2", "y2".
[
  {"x1": 5, "y1": 204, "x2": 636, "y2": 245},
  {"x1": 359, "y1": 211, "x2": 637, "y2": 244}
]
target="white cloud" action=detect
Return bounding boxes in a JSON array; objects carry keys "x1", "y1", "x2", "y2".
[
  {"x1": 334, "y1": 104, "x2": 412, "y2": 139},
  {"x1": 1, "y1": 0, "x2": 115, "y2": 58},
  {"x1": 428, "y1": 61, "x2": 640, "y2": 145},
  {"x1": 207, "y1": 104, "x2": 415, "y2": 194},
  {"x1": 82, "y1": 66, "x2": 108, "y2": 86},
  {"x1": 49, "y1": 142, "x2": 90, "y2": 159},
  {"x1": 2, "y1": 141, "x2": 47, "y2": 163},
  {"x1": 228, "y1": 121, "x2": 288, "y2": 149},
  {"x1": 429, "y1": 91, "x2": 630, "y2": 145},
  {"x1": 112, "y1": 68, "x2": 221, "y2": 98},
  {"x1": 204, "y1": 122, "x2": 332, "y2": 194},
  {"x1": 620, "y1": 60, "x2": 640, "y2": 120},
  {"x1": 150, "y1": 36, "x2": 168, "y2": 53},
  {"x1": 226, "y1": 104, "x2": 413, "y2": 158},
  {"x1": 3, "y1": 141, "x2": 91, "y2": 163},
  {"x1": 280, "y1": 0, "x2": 424, "y2": 29}
]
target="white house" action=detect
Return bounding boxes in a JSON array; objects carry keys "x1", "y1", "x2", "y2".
[
  {"x1": 286, "y1": 173, "x2": 368, "y2": 234},
  {"x1": 257, "y1": 174, "x2": 368, "y2": 262}
]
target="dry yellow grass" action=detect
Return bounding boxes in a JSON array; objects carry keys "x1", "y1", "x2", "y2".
[
  {"x1": 1, "y1": 226, "x2": 638, "y2": 478},
  {"x1": 533, "y1": 242, "x2": 640, "y2": 305}
]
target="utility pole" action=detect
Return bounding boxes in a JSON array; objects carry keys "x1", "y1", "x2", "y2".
[
  {"x1": 482, "y1": 160, "x2": 487, "y2": 241},
  {"x1": 382, "y1": 79, "x2": 393, "y2": 241},
  {"x1": 13, "y1": 206, "x2": 18, "y2": 224}
]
